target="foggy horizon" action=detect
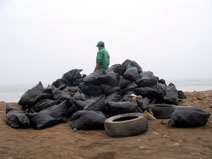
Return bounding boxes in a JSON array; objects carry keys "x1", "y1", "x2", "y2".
[{"x1": 1, "y1": 0, "x2": 212, "y2": 85}]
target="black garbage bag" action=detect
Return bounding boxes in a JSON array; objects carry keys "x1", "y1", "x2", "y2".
[
  {"x1": 33, "y1": 91, "x2": 52, "y2": 104},
  {"x1": 136, "y1": 98, "x2": 150, "y2": 112},
  {"x1": 79, "y1": 83, "x2": 103, "y2": 97},
  {"x1": 83, "y1": 69, "x2": 105, "y2": 84},
  {"x1": 108, "y1": 64, "x2": 125, "y2": 75},
  {"x1": 178, "y1": 90, "x2": 186, "y2": 100},
  {"x1": 136, "y1": 71, "x2": 158, "y2": 87},
  {"x1": 101, "y1": 84, "x2": 112, "y2": 93},
  {"x1": 66, "y1": 99, "x2": 89, "y2": 118},
  {"x1": 84, "y1": 95, "x2": 106, "y2": 113},
  {"x1": 66, "y1": 101, "x2": 81, "y2": 118},
  {"x1": 99, "y1": 71, "x2": 118, "y2": 87},
  {"x1": 163, "y1": 83, "x2": 179, "y2": 105},
  {"x1": 121, "y1": 91, "x2": 134, "y2": 101},
  {"x1": 159, "y1": 79, "x2": 166, "y2": 85},
  {"x1": 105, "y1": 86, "x2": 120, "y2": 96},
  {"x1": 39, "y1": 101, "x2": 68, "y2": 122},
  {"x1": 27, "y1": 112, "x2": 61, "y2": 130},
  {"x1": 18, "y1": 82, "x2": 44, "y2": 110},
  {"x1": 123, "y1": 67, "x2": 139, "y2": 81},
  {"x1": 134, "y1": 84, "x2": 165, "y2": 99},
  {"x1": 66, "y1": 97, "x2": 95, "y2": 118},
  {"x1": 168, "y1": 106, "x2": 211, "y2": 127},
  {"x1": 73, "y1": 91, "x2": 86, "y2": 101},
  {"x1": 118, "y1": 76, "x2": 131, "y2": 89},
  {"x1": 71, "y1": 110, "x2": 106, "y2": 130},
  {"x1": 29, "y1": 85, "x2": 53, "y2": 105},
  {"x1": 64, "y1": 86, "x2": 79, "y2": 96},
  {"x1": 121, "y1": 82, "x2": 138, "y2": 94},
  {"x1": 71, "y1": 75, "x2": 86, "y2": 86},
  {"x1": 52, "y1": 79, "x2": 66, "y2": 89},
  {"x1": 122, "y1": 59, "x2": 143, "y2": 73},
  {"x1": 73, "y1": 98, "x2": 93, "y2": 108},
  {"x1": 61, "y1": 69, "x2": 83, "y2": 86},
  {"x1": 52, "y1": 88, "x2": 72, "y2": 101},
  {"x1": 6, "y1": 104, "x2": 30, "y2": 129},
  {"x1": 108, "y1": 101, "x2": 142, "y2": 116},
  {"x1": 33, "y1": 99, "x2": 57, "y2": 112},
  {"x1": 101, "y1": 84, "x2": 120, "y2": 95},
  {"x1": 105, "y1": 92, "x2": 121, "y2": 103}
]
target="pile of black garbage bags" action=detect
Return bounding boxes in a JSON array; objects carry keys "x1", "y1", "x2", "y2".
[{"x1": 5, "y1": 59, "x2": 210, "y2": 130}]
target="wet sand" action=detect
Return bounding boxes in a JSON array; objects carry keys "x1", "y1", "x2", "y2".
[{"x1": 0, "y1": 90, "x2": 212, "y2": 159}]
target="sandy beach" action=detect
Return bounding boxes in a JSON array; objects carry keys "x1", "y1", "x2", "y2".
[{"x1": 0, "y1": 90, "x2": 212, "y2": 159}]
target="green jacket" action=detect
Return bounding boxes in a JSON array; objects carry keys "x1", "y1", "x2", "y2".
[{"x1": 96, "y1": 48, "x2": 110, "y2": 70}]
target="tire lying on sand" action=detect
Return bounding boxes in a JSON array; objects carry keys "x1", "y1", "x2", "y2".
[
  {"x1": 150, "y1": 104, "x2": 176, "y2": 119},
  {"x1": 104, "y1": 113, "x2": 148, "y2": 137}
]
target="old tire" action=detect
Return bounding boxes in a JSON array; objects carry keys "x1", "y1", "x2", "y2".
[
  {"x1": 104, "y1": 113, "x2": 148, "y2": 137},
  {"x1": 150, "y1": 104, "x2": 176, "y2": 119}
]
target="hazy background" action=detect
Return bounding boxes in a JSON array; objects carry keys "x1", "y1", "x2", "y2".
[{"x1": 0, "y1": 0, "x2": 212, "y2": 86}]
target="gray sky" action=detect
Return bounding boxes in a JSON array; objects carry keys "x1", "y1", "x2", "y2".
[{"x1": 0, "y1": 0, "x2": 212, "y2": 85}]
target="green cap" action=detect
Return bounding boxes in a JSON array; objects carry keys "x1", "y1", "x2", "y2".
[{"x1": 96, "y1": 41, "x2": 105, "y2": 47}]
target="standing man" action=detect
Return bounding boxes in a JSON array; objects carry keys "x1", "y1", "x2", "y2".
[{"x1": 94, "y1": 41, "x2": 110, "y2": 72}]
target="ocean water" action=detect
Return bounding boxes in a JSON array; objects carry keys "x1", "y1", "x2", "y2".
[{"x1": 0, "y1": 80, "x2": 212, "y2": 103}]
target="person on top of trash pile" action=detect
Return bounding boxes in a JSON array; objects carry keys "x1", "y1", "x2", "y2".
[{"x1": 94, "y1": 41, "x2": 110, "y2": 72}]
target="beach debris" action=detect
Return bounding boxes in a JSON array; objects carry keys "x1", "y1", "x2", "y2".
[
  {"x1": 71, "y1": 110, "x2": 106, "y2": 130},
  {"x1": 168, "y1": 106, "x2": 211, "y2": 127},
  {"x1": 27, "y1": 112, "x2": 62, "y2": 130},
  {"x1": 9, "y1": 59, "x2": 211, "y2": 131},
  {"x1": 6, "y1": 104, "x2": 30, "y2": 129}
]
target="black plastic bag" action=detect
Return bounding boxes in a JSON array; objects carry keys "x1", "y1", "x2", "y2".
[
  {"x1": 168, "y1": 106, "x2": 211, "y2": 127},
  {"x1": 71, "y1": 110, "x2": 106, "y2": 130},
  {"x1": 108, "y1": 101, "x2": 141, "y2": 116},
  {"x1": 99, "y1": 71, "x2": 118, "y2": 87},
  {"x1": 159, "y1": 79, "x2": 166, "y2": 85},
  {"x1": 84, "y1": 95, "x2": 106, "y2": 113},
  {"x1": 64, "y1": 86, "x2": 79, "y2": 95},
  {"x1": 118, "y1": 76, "x2": 131, "y2": 89},
  {"x1": 105, "y1": 92, "x2": 121, "y2": 103},
  {"x1": 27, "y1": 112, "x2": 61, "y2": 130},
  {"x1": 164, "y1": 83, "x2": 179, "y2": 105},
  {"x1": 66, "y1": 98, "x2": 94, "y2": 117},
  {"x1": 52, "y1": 88, "x2": 72, "y2": 101},
  {"x1": 122, "y1": 59, "x2": 143, "y2": 73},
  {"x1": 61, "y1": 69, "x2": 83, "y2": 86},
  {"x1": 121, "y1": 91, "x2": 134, "y2": 101},
  {"x1": 18, "y1": 82, "x2": 44, "y2": 110},
  {"x1": 6, "y1": 104, "x2": 30, "y2": 129},
  {"x1": 72, "y1": 75, "x2": 86, "y2": 86},
  {"x1": 123, "y1": 67, "x2": 139, "y2": 81},
  {"x1": 178, "y1": 90, "x2": 186, "y2": 100},
  {"x1": 39, "y1": 101, "x2": 68, "y2": 122},
  {"x1": 136, "y1": 71, "x2": 158, "y2": 87},
  {"x1": 66, "y1": 103, "x2": 83, "y2": 118},
  {"x1": 101, "y1": 84, "x2": 112, "y2": 93},
  {"x1": 122, "y1": 82, "x2": 137, "y2": 94},
  {"x1": 136, "y1": 98, "x2": 150, "y2": 112},
  {"x1": 101, "y1": 84, "x2": 120, "y2": 95},
  {"x1": 79, "y1": 83, "x2": 103, "y2": 97},
  {"x1": 73, "y1": 91, "x2": 86, "y2": 101},
  {"x1": 52, "y1": 79, "x2": 66, "y2": 89},
  {"x1": 83, "y1": 69, "x2": 105, "y2": 84},
  {"x1": 108, "y1": 64, "x2": 125, "y2": 75},
  {"x1": 134, "y1": 84, "x2": 165, "y2": 99},
  {"x1": 104, "y1": 86, "x2": 120, "y2": 96},
  {"x1": 73, "y1": 99, "x2": 93, "y2": 108},
  {"x1": 33, "y1": 99, "x2": 57, "y2": 112}
]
